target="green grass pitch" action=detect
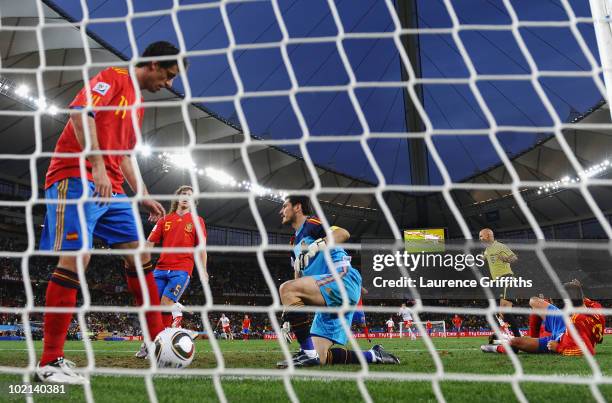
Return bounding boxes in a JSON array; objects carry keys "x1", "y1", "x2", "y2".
[{"x1": 0, "y1": 336, "x2": 610, "y2": 402}]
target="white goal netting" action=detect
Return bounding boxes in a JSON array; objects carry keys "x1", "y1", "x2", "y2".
[{"x1": 1, "y1": 0, "x2": 612, "y2": 402}]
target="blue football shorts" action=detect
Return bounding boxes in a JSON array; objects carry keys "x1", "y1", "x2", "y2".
[
  {"x1": 538, "y1": 304, "x2": 567, "y2": 353},
  {"x1": 309, "y1": 264, "x2": 362, "y2": 346},
  {"x1": 40, "y1": 178, "x2": 139, "y2": 250},
  {"x1": 154, "y1": 269, "x2": 191, "y2": 303},
  {"x1": 352, "y1": 309, "x2": 366, "y2": 325}
]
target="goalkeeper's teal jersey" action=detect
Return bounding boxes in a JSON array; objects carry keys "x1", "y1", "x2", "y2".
[{"x1": 291, "y1": 216, "x2": 349, "y2": 277}]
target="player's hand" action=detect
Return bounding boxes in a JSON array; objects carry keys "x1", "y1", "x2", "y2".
[
  {"x1": 141, "y1": 198, "x2": 165, "y2": 222},
  {"x1": 91, "y1": 163, "x2": 112, "y2": 203},
  {"x1": 307, "y1": 238, "x2": 326, "y2": 258},
  {"x1": 547, "y1": 340, "x2": 558, "y2": 352}
]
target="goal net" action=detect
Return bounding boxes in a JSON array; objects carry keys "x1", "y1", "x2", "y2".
[
  {"x1": 399, "y1": 320, "x2": 446, "y2": 338},
  {"x1": 0, "y1": 0, "x2": 612, "y2": 402}
]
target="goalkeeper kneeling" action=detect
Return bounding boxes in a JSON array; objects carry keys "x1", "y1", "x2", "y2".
[
  {"x1": 277, "y1": 196, "x2": 400, "y2": 368},
  {"x1": 481, "y1": 280, "x2": 604, "y2": 356}
]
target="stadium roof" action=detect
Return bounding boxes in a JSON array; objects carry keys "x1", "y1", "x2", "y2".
[{"x1": 0, "y1": 0, "x2": 611, "y2": 238}]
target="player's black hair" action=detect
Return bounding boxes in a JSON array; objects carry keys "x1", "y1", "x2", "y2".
[
  {"x1": 137, "y1": 41, "x2": 188, "y2": 69},
  {"x1": 285, "y1": 195, "x2": 311, "y2": 215},
  {"x1": 563, "y1": 279, "x2": 584, "y2": 307}
]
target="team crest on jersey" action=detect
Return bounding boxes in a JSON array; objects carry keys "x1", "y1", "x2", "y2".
[
  {"x1": 185, "y1": 223, "x2": 193, "y2": 233},
  {"x1": 92, "y1": 82, "x2": 111, "y2": 96}
]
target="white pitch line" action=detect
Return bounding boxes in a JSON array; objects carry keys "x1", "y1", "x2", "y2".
[{"x1": 0, "y1": 347, "x2": 481, "y2": 353}]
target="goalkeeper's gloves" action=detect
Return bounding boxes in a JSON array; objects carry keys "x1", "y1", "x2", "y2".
[{"x1": 294, "y1": 238, "x2": 327, "y2": 271}]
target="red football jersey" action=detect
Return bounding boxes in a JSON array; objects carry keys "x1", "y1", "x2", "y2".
[
  {"x1": 45, "y1": 67, "x2": 144, "y2": 193},
  {"x1": 453, "y1": 317, "x2": 462, "y2": 327},
  {"x1": 557, "y1": 299, "x2": 605, "y2": 356},
  {"x1": 242, "y1": 319, "x2": 251, "y2": 329},
  {"x1": 148, "y1": 212, "x2": 207, "y2": 275}
]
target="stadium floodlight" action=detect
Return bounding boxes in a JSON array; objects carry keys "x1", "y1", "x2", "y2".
[
  {"x1": 204, "y1": 167, "x2": 236, "y2": 187},
  {"x1": 536, "y1": 158, "x2": 611, "y2": 194},
  {"x1": 166, "y1": 151, "x2": 195, "y2": 170},
  {"x1": 15, "y1": 84, "x2": 29, "y2": 98},
  {"x1": 137, "y1": 144, "x2": 152, "y2": 157}
]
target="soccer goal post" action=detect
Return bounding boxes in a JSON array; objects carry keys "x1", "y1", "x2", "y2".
[
  {"x1": 399, "y1": 321, "x2": 446, "y2": 338},
  {"x1": 589, "y1": 0, "x2": 612, "y2": 121}
]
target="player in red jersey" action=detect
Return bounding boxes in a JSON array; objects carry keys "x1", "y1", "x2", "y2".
[
  {"x1": 452, "y1": 315, "x2": 463, "y2": 337},
  {"x1": 134, "y1": 185, "x2": 207, "y2": 358},
  {"x1": 548, "y1": 297, "x2": 604, "y2": 356},
  {"x1": 426, "y1": 320, "x2": 433, "y2": 336},
  {"x1": 149, "y1": 185, "x2": 207, "y2": 328},
  {"x1": 36, "y1": 41, "x2": 186, "y2": 384},
  {"x1": 482, "y1": 280, "x2": 605, "y2": 356},
  {"x1": 242, "y1": 315, "x2": 251, "y2": 341}
]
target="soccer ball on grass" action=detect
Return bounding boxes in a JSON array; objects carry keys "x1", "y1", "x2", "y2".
[{"x1": 153, "y1": 328, "x2": 195, "y2": 368}]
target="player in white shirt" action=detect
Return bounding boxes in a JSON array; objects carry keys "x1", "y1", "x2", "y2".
[
  {"x1": 398, "y1": 303, "x2": 416, "y2": 340},
  {"x1": 217, "y1": 314, "x2": 233, "y2": 340},
  {"x1": 385, "y1": 318, "x2": 395, "y2": 338}
]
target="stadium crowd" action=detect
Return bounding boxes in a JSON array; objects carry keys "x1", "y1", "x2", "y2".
[{"x1": 0, "y1": 237, "x2": 610, "y2": 339}]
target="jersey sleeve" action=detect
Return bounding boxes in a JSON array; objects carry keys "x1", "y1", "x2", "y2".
[
  {"x1": 304, "y1": 217, "x2": 326, "y2": 239},
  {"x1": 148, "y1": 217, "x2": 165, "y2": 244},
  {"x1": 70, "y1": 68, "x2": 121, "y2": 111},
  {"x1": 500, "y1": 244, "x2": 516, "y2": 259}
]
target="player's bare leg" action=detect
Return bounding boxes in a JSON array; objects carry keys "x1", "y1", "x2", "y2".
[
  {"x1": 278, "y1": 278, "x2": 399, "y2": 367},
  {"x1": 276, "y1": 277, "x2": 329, "y2": 367},
  {"x1": 482, "y1": 336, "x2": 540, "y2": 354},
  {"x1": 484, "y1": 296, "x2": 552, "y2": 354}
]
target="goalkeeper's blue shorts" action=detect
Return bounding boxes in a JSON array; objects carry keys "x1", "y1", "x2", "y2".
[
  {"x1": 309, "y1": 263, "x2": 362, "y2": 346},
  {"x1": 40, "y1": 178, "x2": 139, "y2": 250}
]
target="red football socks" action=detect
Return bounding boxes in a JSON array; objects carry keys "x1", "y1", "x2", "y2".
[
  {"x1": 40, "y1": 268, "x2": 79, "y2": 366},
  {"x1": 124, "y1": 261, "x2": 164, "y2": 340},
  {"x1": 162, "y1": 313, "x2": 172, "y2": 328}
]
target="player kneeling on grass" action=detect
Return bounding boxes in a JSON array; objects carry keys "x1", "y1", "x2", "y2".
[
  {"x1": 481, "y1": 280, "x2": 604, "y2": 356},
  {"x1": 276, "y1": 196, "x2": 399, "y2": 368},
  {"x1": 135, "y1": 185, "x2": 207, "y2": 358}
]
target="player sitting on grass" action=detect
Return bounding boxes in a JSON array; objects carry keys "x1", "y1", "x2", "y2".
[
  {"x1": 481, "y1": 280, "x2": 605, "y2": 356},
  {"x1": 135, "y1": 185, "x2": 207, "y2": 358},
  {"x1": 36, "y1": 41, "x2": 185, "y2": 384},
  {"x1": 276, "y1": 196, "x2": 399, "y2": 368}
]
